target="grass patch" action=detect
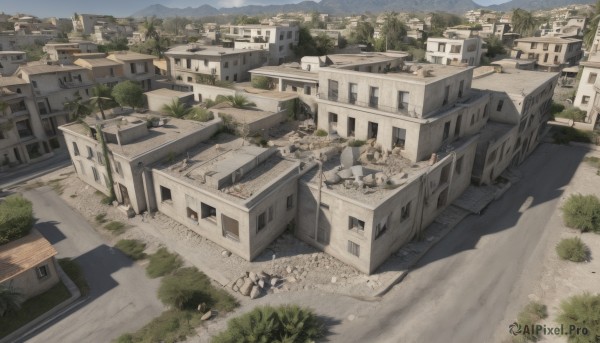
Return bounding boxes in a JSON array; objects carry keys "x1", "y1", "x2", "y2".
[
  {"x1": 552, "y1": 126, "x2": 593, "y2": 145},
  {"x1": 114, "y1": 309, "x2": 203, "y2": 343},
  {"x1": 348, "y1": 139, "x2": 366, "y2": 147},
  {"x1": 115, "y1": 239, "x2": 147, "y2": 260},
  {"x1": 554, "y1": 107, "x2": 587, "y2": 122},
  {"x1": 104, "y1": 221, "x2": 127, "y2": 235},
  {"x1": 95, "y1": 213, "x2": 108, "y2": 224},
  {"x1": 556, "y1": 237, "x2": 590, "y2": 262},
  {"x1": 562, "y1": 194, "x2": 600, "y2": 233},
  {"x1": 512, "y1": 301, "x2": 548, "y2": 342},
  {"x1": 315, "y1": 129, "x2": 328, "y2": 137},
  {"x1": 46, "y1": 178, "x2": 66, "y2": 195},
  {"x1": 158, "y1": 267, "x2": 237, "y2": 312},
  {"x1": 0, "y1": 282, "x2": 71, "y2": 339},
  {"x1": 146, "y1": 247, "x2": 183, "y2": 278},
  {"x1": 58, "y1": 258, "x2": 90, "y2": 296},
  {"x1": 584, "y1": 156, "x2": 600, "y2": 169}
]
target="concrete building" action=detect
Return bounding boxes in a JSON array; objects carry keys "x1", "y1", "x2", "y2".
[
  {"x1": 59, "y1": 113, "x2": 222, "y2": 214},
  {"x1": 145, "y1": 88, "x2": 194, "y2": 112},
  {"x1": 572, "y1": 27, "x2": 600, "y2": 127},
  {"x1": 426, "y1": 37, "x2": 486, "y2": 67},
  {"x1": 165, "y1": 45, "x2": 266, "y2": 85},
  {"x1": 512, "y1": 36, "x2": 583, "y2": 71},
  {"x1": 0, "y1": 231, "x2": 59, "y2": 301},
  {"x1": 225, "y1": 24, "x2": 299, "y2": 65},
  {"x1": 0, "y1": 51, "x2": 26, "y2": 76},
  {"x1": 0, "y1": 76, "x2": 58, "y2": 168},
  {"x1": 541, "y1": 17, "x2": 587, "y2": 37},
  {"x1": 43, "y1": 42, "x2": 98, "y2": 65},
  {"x1": 106, "y1": 51, "x2": 155, "y2": 91},
  {"x1": 73, "y1": 57, "x2": 124, "y2": 88}
]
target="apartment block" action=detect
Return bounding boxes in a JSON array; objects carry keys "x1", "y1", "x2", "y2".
[
  {"x1": 107, "y1": 51, "x2": 155, "y2": 91},
  {"x1": 43, "y1": 42, "x2": 98, "y2": 65},
  {"x1": 512, "y1": 37, "x2": 583, "y2": 71},
  {"x1": 573, "y1": 28, "x2": 600, "y2": 128},
  {"x1": 225, "y1": 24, "x2": 299, "y2": 65},
  {"x1": 0, "y1": 51, "x2": 26, "y2": 76},
  {"x1": 426, "y1": 37, "x2": 486, "y2": 67}
]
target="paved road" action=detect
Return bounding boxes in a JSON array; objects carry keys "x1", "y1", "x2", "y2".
[
  {"x1": 19, "y1": 187, "x2": 164, "y2": 343},
  {"x1": 332, "y1": 143, "x2": 587, "y2": 343},
  {"x1": 0, "y1": 153, "x2": 71, "y2": 190}
]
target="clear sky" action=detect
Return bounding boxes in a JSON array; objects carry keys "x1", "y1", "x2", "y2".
[{"x1": 2, "y1": 0, "x2": 511, "y2": 18}]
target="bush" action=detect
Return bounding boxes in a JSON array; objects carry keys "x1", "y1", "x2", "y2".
[
  {"x1": 315, "y1": 129, "x2": 328, "y2": 137},
  {"x1": 556, "y1": 237, "x2": 589, "y2": 262},
  {"x1": 115, "y1": 239, "x2": 147, "y2": 260},
  {"x1": 104, "y1": 221, "x2": 127, "y2": 235},
  {"x1": 146, "y1": 247, "x2": 183, "y2": 278},
  {"x1": 348, "y1": 139, "x2": 366, "y2": 147},
  {"x1": 212, "y1": 305, "x2": 324, "y2": 343},
  {"x1": 553, "y1": 126, "x2": 592, "y2": 145},
  {"x1": 158, "y1": 267, "x2": 237, "y2": 311},
  {"x1": 562, "y1": 194, "x2": 600, "y2": 233},
  {"x1": 555, "y1": 107, "x2": 587, "y2": 122},
  {"x1": 514, "y1": 301, "x2": 547, "y2": 342},
  {"x1": 185, "y1": 108, "x2": 214, "y2": 122},
  {"x1": 95, "y1": 213, "x2": 107, "y2": 224},
  {"x1": 557, "y1": 293, "x2": 600, "y2": 343},
  {"x1": 0, "y1": 195, "x2": 34, "y2": 244},
  {"x1": 550, "y1": 101, "x2": 565, "y2": 116},
  {"x1": 58, "y1": 258, "x2": 90, "y2": 296},
  {"x1": 251, "y1": 76, "x2": 272, "y2": 90}
]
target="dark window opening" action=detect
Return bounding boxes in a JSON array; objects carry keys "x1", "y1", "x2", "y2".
[{"x1": 160, "y1": 186, "x2": 172, "y2": 202}]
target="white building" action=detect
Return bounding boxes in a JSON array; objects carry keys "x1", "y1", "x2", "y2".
[
  {"x1": 426, "y1": 37, "x2": 487, "y2": 67},
  {"x1": 225, "y1": 24, "x2": 299, "y2": 65}
]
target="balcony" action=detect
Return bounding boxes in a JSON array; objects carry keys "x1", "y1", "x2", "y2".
[{"x1": 318, "y1": 92, "x2": 413, "y2": 116}]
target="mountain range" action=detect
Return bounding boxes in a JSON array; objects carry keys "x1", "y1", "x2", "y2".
[{"x1": 131, "y1": 0, "x2": 595, "y2": 18}]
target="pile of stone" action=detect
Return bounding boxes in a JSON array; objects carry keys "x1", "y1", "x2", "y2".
[{"x1": 230, "y1": 271, "x2": 281, "y2": 300}]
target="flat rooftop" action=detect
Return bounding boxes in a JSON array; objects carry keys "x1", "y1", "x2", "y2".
[
  {"x1": 472, "y1": 68, "x2": 558, "y2": 96},
  {"x1": 107, "y1": 51, "x2": 155, "y2": 61},
  {"x1": 0, "y1": 76, "x2": 29, "y2": 87},
  {"x1": 477, "y1": 121, "x2": 515, "y2": 144},
  {"x1": 155, "y1": 137, "x2": 298, "y2": 203},
  {"x1": 166, "y1": 45, "x2": 261, "y2": 57},
  {"x1": 249, "y1": 65, "x2": 319, "y2": 81},
  {"x1": 211, "y1": 103, "x2": 279, "y2": 123},
  {"x1": 326, "y1": 53, "x2": 407, "y2": 68},
  {"x1": 74, "y1": 57, "x2": 122, "y2": 68},
  {"x1": 145, "y1": 88, "x2": 193, "y2": 98},
  {"x1": 323, "y1": 63, "x2": 472, "y2": 85},
  {"x1": 515, "y1": 36, "x2": 582, "y2": 43},
  {"x1": 18, "y1": 64, "x2": 87, "y2": 75}
]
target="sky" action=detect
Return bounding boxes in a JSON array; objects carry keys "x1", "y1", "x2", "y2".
[{"x1": 1, "y1": 0, "x2": 511, "y2": 18}]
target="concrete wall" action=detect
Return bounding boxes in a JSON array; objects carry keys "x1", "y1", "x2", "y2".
[
  {"x1": 573, "y1": 65, "x2": 599, "y2": 118},
  {"x1": 1, "y1": 258, "x2": 59, "y2": 300}
]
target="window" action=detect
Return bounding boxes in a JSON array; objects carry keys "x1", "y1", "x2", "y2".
[
  {"x1": 16, "y1": 120, "x2": 32, "y2": 138},
  {"x1": 32, "y1": 80, "x2": 37, "y2": 88},
  {"x1": 437, "y1": 188, "x2": 448, "y2": 209},
  {"x1": 328, "y1": 80, "x2": 338, "y2": 101},
  {"x1": 115, "y1": 161, "x2": 123, "y2": 176},
  {"x1": 349, "y1": 216, "x2": 365, "y2": 232},
  {"x1": 487, "y1": 149, "x2": 497, "y2": 164},
  {"x1": 454, "y1": 114, "x2": 462, "y2": 137},
  {"x1": 530, "y1": 42, "x2": 538, "y2": 49},
  {"x1": 349, "y1": 83, "x2": 357, "y2": 104},
  {"x1": 257, "y1": 211, "x2": 267, "y2": 232},
  {"x1": 554, "y1": 45, "x2": 562, "y2": 53},
  {"x1": 224, "y1": 62, "x2": 229, "y2": 68},
  {"x1": 496, "y1": 99, "x2": 504, "y2": 112},
  {"x1": 110, "y1": 67, "x2": 114, "y2": 77},
  {"x1": 347, "y1": 240, "x2": 360, "y2": 257},
  {"x1": 304, "y1": 85, "x2": 311, "y2": 95},
  {"x1": 187, "y1": 207, "x2": 198, "y2": 222},
  {"x1": 398, "y1": 91, "x2": 409, "y2": 109},
  {"x1": 440, "y1": 163, "x2": 451, "y2": 184},
  {"x1": 222, "y1": 214, "x2": 239, "y2": 241},
  {"x1": 443, "y1": 85, "x2": 450, "y2": 105},
  {"x1": 450, "y1": 45, "x2": 461, "y2": 53},
  {"x1": 160, "y1": 186, "x2": 172, "y2": 202},
  {"x1": 455, "y1": 156, "x2": 463, "y2": 174},
  {"x1": 187, "y1": 76, "x2": 192, "y2": 82},
  {"x1": 97, "y1": 153, "x2": 104, "y2": 165},
  {"x1": 458, "y1": 80, "x2": 464, "y2": 98},
  {"x1": 201, "y1": 203, "x2": 217, "y2": 222},
  {"x1": 438, "y1": 43, "x2": 446, "y2": 52},
  {"x1": 36, "y1": 265, "x2": 49, "y2": 279},
  {"x1": 401, "y1": 202, "x2": 411, "y2": 221},
  {"x1": 92, "y1": 166, "x2": 100, "y2": 183},
  {"x1": 543, "y1": 43, "x2": 549, "y2": 51},
  {"x1": 442, "y1": 121, "x2": 450, "y2": 141},
  {"x1": 286, "y1": 195, "x2": 294, "y2": 210},
  {"x1": 369, "y1": 87, "x2": 379, "y2": 108},
  {"x1": 582, "y1": 95, "x2": 590, "y2": 105},
  {"x1": 130, "y1": 63, "x2": 136, "y2": 74},
  {"x1": 86, "y1": 146, "x2": 93, "y2": 159},
  {"x1": 375, "y1": 216, "x2": 388, "y2": 239},
  {"x1": 588, "y1": 73, "x2": 597, "y2": 84},
  {"x1": 72, "y1": 142, "x2": 80, "y2": 156}
]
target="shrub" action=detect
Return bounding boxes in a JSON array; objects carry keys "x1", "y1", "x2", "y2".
[
  {"x1": 550, "y1": 101, "x2": 565, "y2": 116},
  {"x1": 58, "y1": 258, "x2": 90, "y2": 296},
  {"x1": 104, "y1": 221, "x2": 127, "y2": 235},
  {"x1": 251, "y1": 76, "x2": 272, "y2": 90},
  {"x1": 212, "y1": 305, "x2": 324, "y2": 343},
  {"x1": 158, "y1": 267, "x2": 237, "y2": 311},
  {"x1": 348, "y1": 139, "x2": 366, "y2": 147},
  {"x1": 146, "y1": 247, "x2": 183, "y2": 278},
  {"x1": 114, "y1": 309, "x2": 200, "y2": 343},
  {"x1": 514, "y1": 301, "x2": 547, "y2": 342},
  {"x1": 552, "y1": 126, "x2": 592, "y2": 145},
  {"x1": 115, "y1": 239, "x2": 147, "y2": 260},
  {"x1": 557, "y1": 293, "x2": 600, "y2": 343},
  {"x1": 0, "y1": 195, "x2": 34, "y2": 244},
  {"x1": 562, "y1": 194, "x2": 600, "y2": 233},
  {"x1": 556, "y1": 237, "x2": 589, "y2": 262},
  {"x1": 185, "y1": 108, "x2": 214, "y2": 122},
  {"x1": 555, "y1": 107, "x2": 587, "y2": 122},
  {"x1": 315, "y1": 129, "x2": 328, "y2": 137},
  {"x1": 95, "y1": 213, "x2": 107, "y2": 224}
]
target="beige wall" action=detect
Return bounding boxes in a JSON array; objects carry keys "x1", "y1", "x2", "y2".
[{"x1": 1, "y1": 258, "x2": 59, "y2": 300}]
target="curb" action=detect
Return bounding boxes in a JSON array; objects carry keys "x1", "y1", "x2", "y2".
[
  {"x1": 1, "y1": 161, "x2": 71, "y2": 191},
  {"x1": 0, "y1": 262, "x2": 81, "y2": 343}
]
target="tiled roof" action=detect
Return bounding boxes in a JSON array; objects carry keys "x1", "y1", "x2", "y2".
[{"x1": 0, "y1": 231, "x2": 57, "y2": 283}]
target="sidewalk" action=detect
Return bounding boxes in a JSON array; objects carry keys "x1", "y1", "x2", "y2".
[{"x1": 0, "y1": 151, "x2": 71, "y2": 190}]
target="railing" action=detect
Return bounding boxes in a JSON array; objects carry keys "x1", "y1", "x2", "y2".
[{"x1": 318, "y1": 92, "x2": 416, "y2": 117}]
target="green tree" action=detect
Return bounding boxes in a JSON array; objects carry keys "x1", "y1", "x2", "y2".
[
  {"x1": 216, "y1": 94, "x2": 256, "y2": 109},
  {"x1": 349, "y1": 22, "x2": 374, "y2": 45},
  {"x1": 292, "y1": 26, "x2": 320, "y2": 58},
  {"x1": 233, "y1": 15, "x2": 260, "y2": 25},
  {"x1": 162, "y1": 16, "x2": 191, "y2": 36},
  {"x1": 161, "y1": 98, "x2": 193, "y2": 118},
  {"x1": 380, "y1": 12, "x2": 407, "y2": 51},
  {"x1": 584, "y1": 0, "x2": 600, "y2": 49},
  {"x1": 141, "y1": 16, "x2": 168, "y2": 58},
  {"x1": 112, "y1": 81, "x2": 144, "y2": 110},
  {"x1": 429, "y1": 12, "x2": 464, "y2": 37},
  {"x1": 512, "y1": 9, "x2": 538, "y2": 37},
  {"x1": 0, "y1": 194, "x2": 34, "y2": 244},
  {"x1": 0, "y1": 286, "x2": 23, "y2": 317},
  {"x1": 64, "y1": 91, "x2": 92, "y2": 120},
  {"x1": 98, "y1": 37, "x2": 129, "y2": 53},
  {"x1": 485, "y1": 35, "x2": 506, "y2": 58}
]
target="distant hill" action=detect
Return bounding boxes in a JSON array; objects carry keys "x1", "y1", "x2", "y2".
[
  {"x1": 486, "y1": 0, "x2": 595, "y2": 11},
  {"x1": 131, "y1": 0, "x2": 596, "y2": 18}
]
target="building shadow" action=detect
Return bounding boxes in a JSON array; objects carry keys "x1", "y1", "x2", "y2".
[{"x1": 35, "y1": 221, "x2": 67, "y2": 245}]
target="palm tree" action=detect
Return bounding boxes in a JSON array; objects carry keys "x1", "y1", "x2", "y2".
[
  {"x1": 0, "y1": 286, "x2": 23, "y2": 317},
  {"x1": 216, "y1": 95, "x2": 256, "y2": 109},
  {"x1": 88, "y1": 85, "x2": 116, "y2": 120},
  {"x1": 64, "y1": 91, "x2": 92, "y2": 121},
  {"x1": 142, "y1": 16, "x2": 167, "y2": 58},
  {"x1": 512, "y1": 9, "x2": 538, "y2": 37},
  {"x1": 161, "y1": 99, "x2": 193, "y2": 118},
  {"x1": 584, "y1": 0, "x2": 600, "y2": 50}
]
